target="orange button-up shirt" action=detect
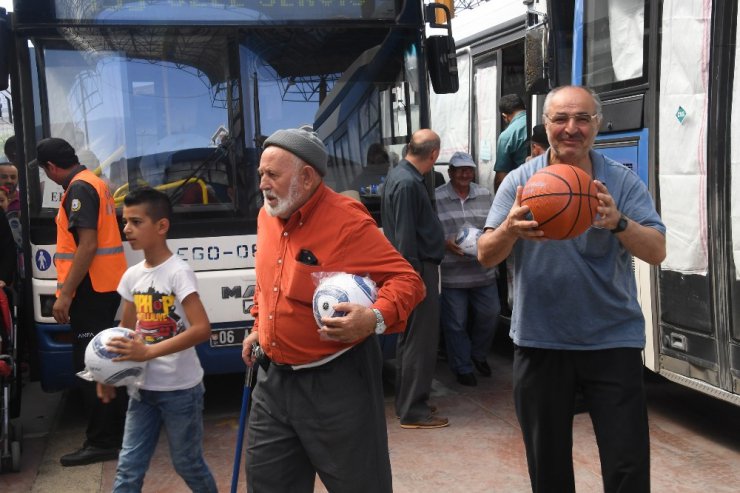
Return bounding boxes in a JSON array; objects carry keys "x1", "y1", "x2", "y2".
[{"x1": 252, "y1": 184, "x2": 424, "y2": 365}]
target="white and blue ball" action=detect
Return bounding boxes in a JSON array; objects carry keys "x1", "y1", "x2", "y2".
[
  {"x1": 312, "y1": 273, "x2": 378, "y2": 328},
  {"x1": 454, "y1": 227, "x2": 483, "y2": 256},
  {"x1": 83, "y1": 327, "x2": 146, "y2": 386}
]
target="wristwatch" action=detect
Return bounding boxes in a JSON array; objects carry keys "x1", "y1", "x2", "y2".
[
  {"x1": 611, "y1": 214, "x2": 629, "y2": 234},
  {"x1": 372, "y1": 308, "x2": 387, "y2": 334}
]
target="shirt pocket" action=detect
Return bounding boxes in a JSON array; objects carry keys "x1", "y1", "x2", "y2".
[
  {"x1": 574, "y1": 227, "x2": 613, "y2": 259},
  {"x1": 283, "y1": 261, "x2": 324, "y2": 305}
]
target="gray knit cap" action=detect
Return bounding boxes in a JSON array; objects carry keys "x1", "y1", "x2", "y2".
[{"x1": 263, "y1": 128, "x2": 328, "y2": 176}]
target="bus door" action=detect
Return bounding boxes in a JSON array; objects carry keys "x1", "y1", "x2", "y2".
[
  {"x1": 656, "y1": 0, "x2": 739, "y2": 402},
  {"x1": 564, "y1": 0, "x2": 739, "y2": 403}
]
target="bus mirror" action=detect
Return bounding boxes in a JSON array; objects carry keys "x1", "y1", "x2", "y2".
[
  {"x1": 424, "y1": 3, "x2": 458, "y2": 94},
  {"x1": 426, "y1": 35, "x2": 459, "y2": 94},
  {"x1": 525, "y1": 20, "x2": 550, "y2": 94},
  {"x1": 0, "y1": 9, "x2": 8, "y2": 92}
]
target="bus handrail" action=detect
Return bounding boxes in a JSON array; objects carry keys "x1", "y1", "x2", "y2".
[{"x1": 113, "y1": 177, "x2": 209, "y2": 207}]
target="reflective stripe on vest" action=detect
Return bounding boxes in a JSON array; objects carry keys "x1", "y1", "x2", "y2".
[
  {"x1": 55, "y1": 168, "x2": 127, "y2": 296},
  {"x1": 54, "y1": 246, "x2": 124, "y2": 261}
]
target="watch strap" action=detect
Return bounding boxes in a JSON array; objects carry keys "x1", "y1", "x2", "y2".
[
  {"x1": 372, "y1": 308, "x2": 386, "y2": 334},
  {"x1": 611, "y1": 214, "x2": 628, "y2": 234}
]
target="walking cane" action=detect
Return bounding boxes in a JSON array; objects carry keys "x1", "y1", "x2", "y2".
[{"x1": 230, "y1": 344, "x2": 261, "y2": 493}]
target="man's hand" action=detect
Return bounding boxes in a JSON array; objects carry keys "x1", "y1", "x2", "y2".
[
  {"x1": 445, "y1": 239, "x2": 465, "y2": 256},
  {"x1": 52, "y1": 293, "x2": 73, "y2": 324},
  {"x1": 318, "y1": 303, "x2": 375, "y2": 344},
  {"x1": 242, "y1": 331, "x2": 260, "y2": 367},
  {"x1": 501, "y1": 186, "x2": 546, "y2": 241},
  {"x1": 593, "y1": 180, "x2": 621, "y2": 230},
  {"x1": 107, "y1": 333, "x2": 152, "y2": 362},
  {"x1": 96, "y1": 382, "x2": 117, "y2": 403}
]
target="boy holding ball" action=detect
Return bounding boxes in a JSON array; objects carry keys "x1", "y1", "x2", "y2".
[{"x1": 100, "y1": 188, "x2": 217, "y2": 492}]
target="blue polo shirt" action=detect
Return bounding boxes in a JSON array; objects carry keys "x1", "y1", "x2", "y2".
[{"x1": 485, "y1": 150, "x2": 666, "y2": 350}]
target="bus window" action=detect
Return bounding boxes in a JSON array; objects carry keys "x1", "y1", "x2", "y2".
[
  {"x1": 583, "y1": 0, "x2": 648, "y2": 90},
  {"x1": 36, "y1": 31, "x2": 235, "y2": 214}
]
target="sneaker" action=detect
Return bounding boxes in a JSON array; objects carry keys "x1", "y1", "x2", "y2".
[
  {"x1": 456, "y1": 372, "x2": 477, "y2": 386},
  {"x1": 60, "y1": 445, "x2": 119, "y2": 467},
  {"x1": 400, "y1": 416, "x2": 450, "y2": 429},
  {"x1": 472, "y1": 359, "x2": 492, "y2": 377}
]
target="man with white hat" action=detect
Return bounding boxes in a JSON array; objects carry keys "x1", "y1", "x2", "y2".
[
  {"x1": 241, "y1": 127, "x2": 424, "y2": 492},
  {"x1": 435, "y1": 151, "x2": 500, "y2": 386}
]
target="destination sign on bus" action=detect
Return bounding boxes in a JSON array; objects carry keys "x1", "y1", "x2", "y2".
[{"x1": 48, "y1": 0, "x2": 398, "y2": 23}]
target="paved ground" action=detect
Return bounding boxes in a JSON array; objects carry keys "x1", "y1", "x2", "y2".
[{"x1": 2, "y1": 340, "x2": 740, "y2": 492}]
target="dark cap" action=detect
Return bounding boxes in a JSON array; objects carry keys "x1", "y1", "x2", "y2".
[
  {"x1": 36, "y1": 138, "x2": 79, "y2": 168},
  {"x1": 263, "y1": 128, "x2": 328, "y2": 176},
  {"x1": 531, "y1": 124, "x2": 548, "y2": 148}
]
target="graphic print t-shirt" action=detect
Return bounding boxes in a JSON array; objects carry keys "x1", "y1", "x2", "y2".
[{"x1": 117, "y1": 255, "x2": 204, "y2": 391}]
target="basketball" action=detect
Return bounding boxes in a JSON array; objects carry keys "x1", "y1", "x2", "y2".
[{"x1": 520, "y1": 164, "x2": 599, "y2": 240}]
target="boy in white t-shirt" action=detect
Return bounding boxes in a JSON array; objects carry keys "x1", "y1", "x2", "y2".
[{"x1": 99, "y1": 188, "x2": 217, "y2": 492}]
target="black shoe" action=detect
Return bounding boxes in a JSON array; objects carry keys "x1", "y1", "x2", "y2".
[
  {"x1": 456, "y1": 372, "x2": 477, "y2": 386},
  {"x1": 472, "y1": 359, "x2": 492, "y2": 377},
  {"x1": 60, "y1": 445, "x2": 119, "y2": 467}
]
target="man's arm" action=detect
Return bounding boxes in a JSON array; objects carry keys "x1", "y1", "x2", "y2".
[
  {"x1": 242, "y1": 282, "x2": 261, "y2": 367},
  {"x1": 478, "y1": 186, "x2": 545, "y2": 268},
  {"x1": 613, "y1": 220, "x2": 666, "y2": 265},
  {"x1": 388, "y1": 182, "x2": 422, "y2": 271},
  {"x1": 319, "y1": 211, "x2": 425, "y2": 341},
  {"x1": 493, "y1": 171, "x2": 508, "y2": 192},
  {"x1": 593, "y1": 180, "x2": 666, "y2": 265},
  {"x1": 53, "y1": 227, "x2": 97, "y2": 323},
  {"x1": 493, "y1": 132, "x2": 514, "y2": 192}
]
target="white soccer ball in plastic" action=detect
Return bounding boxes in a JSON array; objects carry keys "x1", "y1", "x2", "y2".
[
  {"x1": 312, "y1": 273, "x2": 378, "y2": 328},
  {"x1": 454, "y1": 227, "x2": 483, "y2": 256},
  {"x1": 83, "y1": 327, "x2": 146, "y2": 386}
]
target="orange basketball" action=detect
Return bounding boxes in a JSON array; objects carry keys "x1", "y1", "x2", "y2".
[{"x1": 520, "y1": 164, "x2": 599, "y2": 240}]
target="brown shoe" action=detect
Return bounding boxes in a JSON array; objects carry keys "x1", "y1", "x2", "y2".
[{"x1": 400, "y1": 416, "x2": 449, "y2": 429}]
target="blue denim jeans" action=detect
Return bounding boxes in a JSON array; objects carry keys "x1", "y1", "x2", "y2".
[
  {"x1": 113, "y1": 382, "x2": 217, "y2": 493},
  {"x1": 440, "y1": 284, "x2": 500, "y2": 374}
]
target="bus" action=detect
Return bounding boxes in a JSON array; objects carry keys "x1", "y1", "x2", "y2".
[
  {"x1": 431, "y1": 0, "x2": 529, "y2": 193},
  {"x1": 526, "y1": 0, "x2": 740, "y2": 406},
  {"x1": 0, "y1": 0, "x2": 458, "y2": 391}
]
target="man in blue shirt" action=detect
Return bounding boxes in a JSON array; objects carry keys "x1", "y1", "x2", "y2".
[
  {"x1": 493, "y1": 94, "x2": 528, "y2": 191},
  {"x1": 479, "y1": 86, "x2": 665, "y2": 493}
]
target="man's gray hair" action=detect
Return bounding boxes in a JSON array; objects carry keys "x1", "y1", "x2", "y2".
[{"x1": 542, "y1": 85, "x2": 603, "y2": 118}]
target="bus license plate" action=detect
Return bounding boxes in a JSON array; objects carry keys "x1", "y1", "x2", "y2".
[{"x1": 210, "y1": 328, "x2": 246, "y2": 348}]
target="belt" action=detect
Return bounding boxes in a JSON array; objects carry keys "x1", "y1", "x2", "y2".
[{"x1": 263, "y1": 338, "x2": 367, "y2": 373}]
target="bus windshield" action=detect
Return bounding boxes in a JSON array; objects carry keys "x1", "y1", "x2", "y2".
[
  {"x1": 29, "y1": 26, "x2": 420, "y2": 225},
  {"x1": 8, "y1": 2, "x2": 428, "y2": 391}
]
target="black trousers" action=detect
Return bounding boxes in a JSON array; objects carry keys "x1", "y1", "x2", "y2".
[
  {"x1": 70, "y1": 276, "x2": 128, "y2": 450},
  {"x1": 246, "y1": 336, "x2": 392, "y2": 493},
  {"x1": 395, "y1": 261, "x2": 440, "y2": 422},
  {"x1": 513, "y1": 346, "x2": 650, "y2": 493}
]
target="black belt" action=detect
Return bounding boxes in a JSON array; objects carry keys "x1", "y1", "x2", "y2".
[{"x1": 263, "y1": 337, "x2": 368, "y2": 373}]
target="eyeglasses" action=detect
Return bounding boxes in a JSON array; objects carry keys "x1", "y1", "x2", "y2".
[{"x1": 545, "y1": 113, "x2": 600, "y2": 127}]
